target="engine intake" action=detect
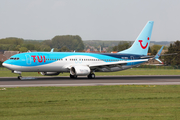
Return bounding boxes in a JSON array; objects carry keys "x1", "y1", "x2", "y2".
[{"x1": 70, "y1": 66, "x2": 90, "y2": 76}]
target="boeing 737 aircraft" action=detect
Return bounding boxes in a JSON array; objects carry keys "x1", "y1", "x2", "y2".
[{"x1": 3, "y1": 21, "x2": 162, "y2": 79}]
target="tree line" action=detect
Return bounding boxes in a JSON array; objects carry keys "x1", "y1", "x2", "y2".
[
  {"x1": 163, "y1": 41, "x2": 180, "y2": 66},
  {"x1": 43, "y1": 35, "x2": 84, "y2": 52},
  {"x1": 0, "y1": 35, "x2": 84, "y2": 52}
]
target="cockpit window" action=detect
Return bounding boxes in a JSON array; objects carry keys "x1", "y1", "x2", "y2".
[{"x1": 9, "y1": 57, "x2": 20, "y2": 60}]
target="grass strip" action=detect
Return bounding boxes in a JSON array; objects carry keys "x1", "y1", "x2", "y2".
[{"x1": 0, "y1": 85, "x2": 180, "y2": 120}]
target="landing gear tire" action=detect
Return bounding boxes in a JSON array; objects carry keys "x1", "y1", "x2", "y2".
[
  {"x1": 74, "y1": 75, "x2": 77, "y2": 79},
  {"x1": 70, "y1": 74, "x2": 73, "y2": 78},
  {"x1": 18, "y1": 76, "x2": 22, "y2": 80},
  {"x1": 70, "y1": 74, "x2": 77, "y2": 79},
  {"x1": 87, "y1": 73, "x2": 95, "y2": 79}
]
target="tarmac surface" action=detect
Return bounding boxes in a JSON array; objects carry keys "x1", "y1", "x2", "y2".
[{"x1": 1, "y1": 75, "x2": 180, "y2": 87}]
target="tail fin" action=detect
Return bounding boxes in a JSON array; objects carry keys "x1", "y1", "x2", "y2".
[{"x1": 118, "y1": 21, "x2": 154, "y2": 55}]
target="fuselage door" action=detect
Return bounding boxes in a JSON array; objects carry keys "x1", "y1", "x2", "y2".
[{"x1": 25, "y1": 54, "x2": 31, "y2": 65}]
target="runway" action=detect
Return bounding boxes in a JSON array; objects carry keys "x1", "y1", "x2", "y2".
[{"x1": 1, "y1": 75, "x2": 180, "y2": 87}]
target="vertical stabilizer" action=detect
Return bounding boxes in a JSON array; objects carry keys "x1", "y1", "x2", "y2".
[{"x1": 118, "y1": 21, "x2": 154, "y2": 55}]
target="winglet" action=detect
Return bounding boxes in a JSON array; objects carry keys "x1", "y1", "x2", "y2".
[
  {"x1": 50, "y1": 48, "x2": 54, "y2": 52},
  {"x1": 154, "y1": 46, "x2": 164, "y2": 64},
  {"x1": 154, "y1": 46, "x2": 164, "y2": 59}
]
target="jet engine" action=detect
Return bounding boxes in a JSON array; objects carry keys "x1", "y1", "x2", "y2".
[
  {"x1": 70, "y1": 66, "x2": 90, "y2": 76},
  {"x1": 40, "y1": 72, "x2": 60, "y2": 76}
]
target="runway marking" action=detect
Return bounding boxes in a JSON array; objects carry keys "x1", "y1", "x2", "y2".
[{"x1": 1, "y1": 82, "x2": 180, "y2": 87}]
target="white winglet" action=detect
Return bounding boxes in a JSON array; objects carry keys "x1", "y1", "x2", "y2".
[{"x1": 50, "y1": 48, "x2": 54, "y2": 52}]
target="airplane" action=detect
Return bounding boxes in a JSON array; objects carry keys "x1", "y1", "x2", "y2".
[{"x1": 3, "y1": 21, "x2": 163, "y2": 80}]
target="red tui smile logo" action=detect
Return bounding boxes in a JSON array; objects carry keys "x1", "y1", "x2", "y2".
[{"x1": 138, "y1": 37, "x2": 149, "y2": 49}]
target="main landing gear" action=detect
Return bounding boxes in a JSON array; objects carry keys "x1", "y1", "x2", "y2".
[
  {"x1": 87, "y1": 73, "x2": 95, "y2": 79},
  {"x1": 69, "y1": 73, "x2": 95, "y2": 79},
  {"x1": 70, "y1": 74, "x2": 77, "y2": 79}
]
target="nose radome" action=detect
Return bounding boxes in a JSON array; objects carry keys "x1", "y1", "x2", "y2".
[
  {"x1": 2, "y1": 62, "x2": 10, "y2": 67},
  {"x1": 2, "y1": 62, "x2": 12, "y2": 70},
  {"x1": 2, "y1": 62, "x2": 5, "y2": 67},
  {"x1": 2, "y1": 62, "x2": 8, "y2": 67}
]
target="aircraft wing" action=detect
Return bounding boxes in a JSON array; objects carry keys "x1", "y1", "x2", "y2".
[
  {"x1": 141, "y1": 46, "x2": 177, "y2": 59},
  {"x1": 141, "y1": 53, "x2": 177, "y2": 59},
  {"x1": 88, "y1": 59, "x2": 147, "y2": 71},
  {"x1": 89, "y1": 62, "x2": 127, "y2": 71},
  {"x1": 159, "y1": 53, "x2": 177, "y2": 56}
]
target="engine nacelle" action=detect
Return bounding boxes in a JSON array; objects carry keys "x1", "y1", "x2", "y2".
[
  {"x1": 70, "y1": 66, "x2": 90, "y2": 76},
  {"x1": 40, "y1": 72, "x2": 60, "y2": 76}
]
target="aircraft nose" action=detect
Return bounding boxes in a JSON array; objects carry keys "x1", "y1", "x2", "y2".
[
  {"x1": 2, "y1": 60, "x2": 11, "y2": 68},
  {"x1": 2, "y1": 62, "x2": 13, "y2": 70},
  {"x1": 2, "y1": 62, "x2": 7, "y2": 67}
]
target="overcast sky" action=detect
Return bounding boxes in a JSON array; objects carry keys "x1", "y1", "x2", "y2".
[{"x1": 0, "y1": 0, "x2": 180, "y2": 41}]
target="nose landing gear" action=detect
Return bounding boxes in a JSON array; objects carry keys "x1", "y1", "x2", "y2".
[
  {"x1": 18, "y1": 75, "x2": 22, "y2": 80},
  {"x1": 12, "y1": 70, "x2": 22, "y2": 80}
]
